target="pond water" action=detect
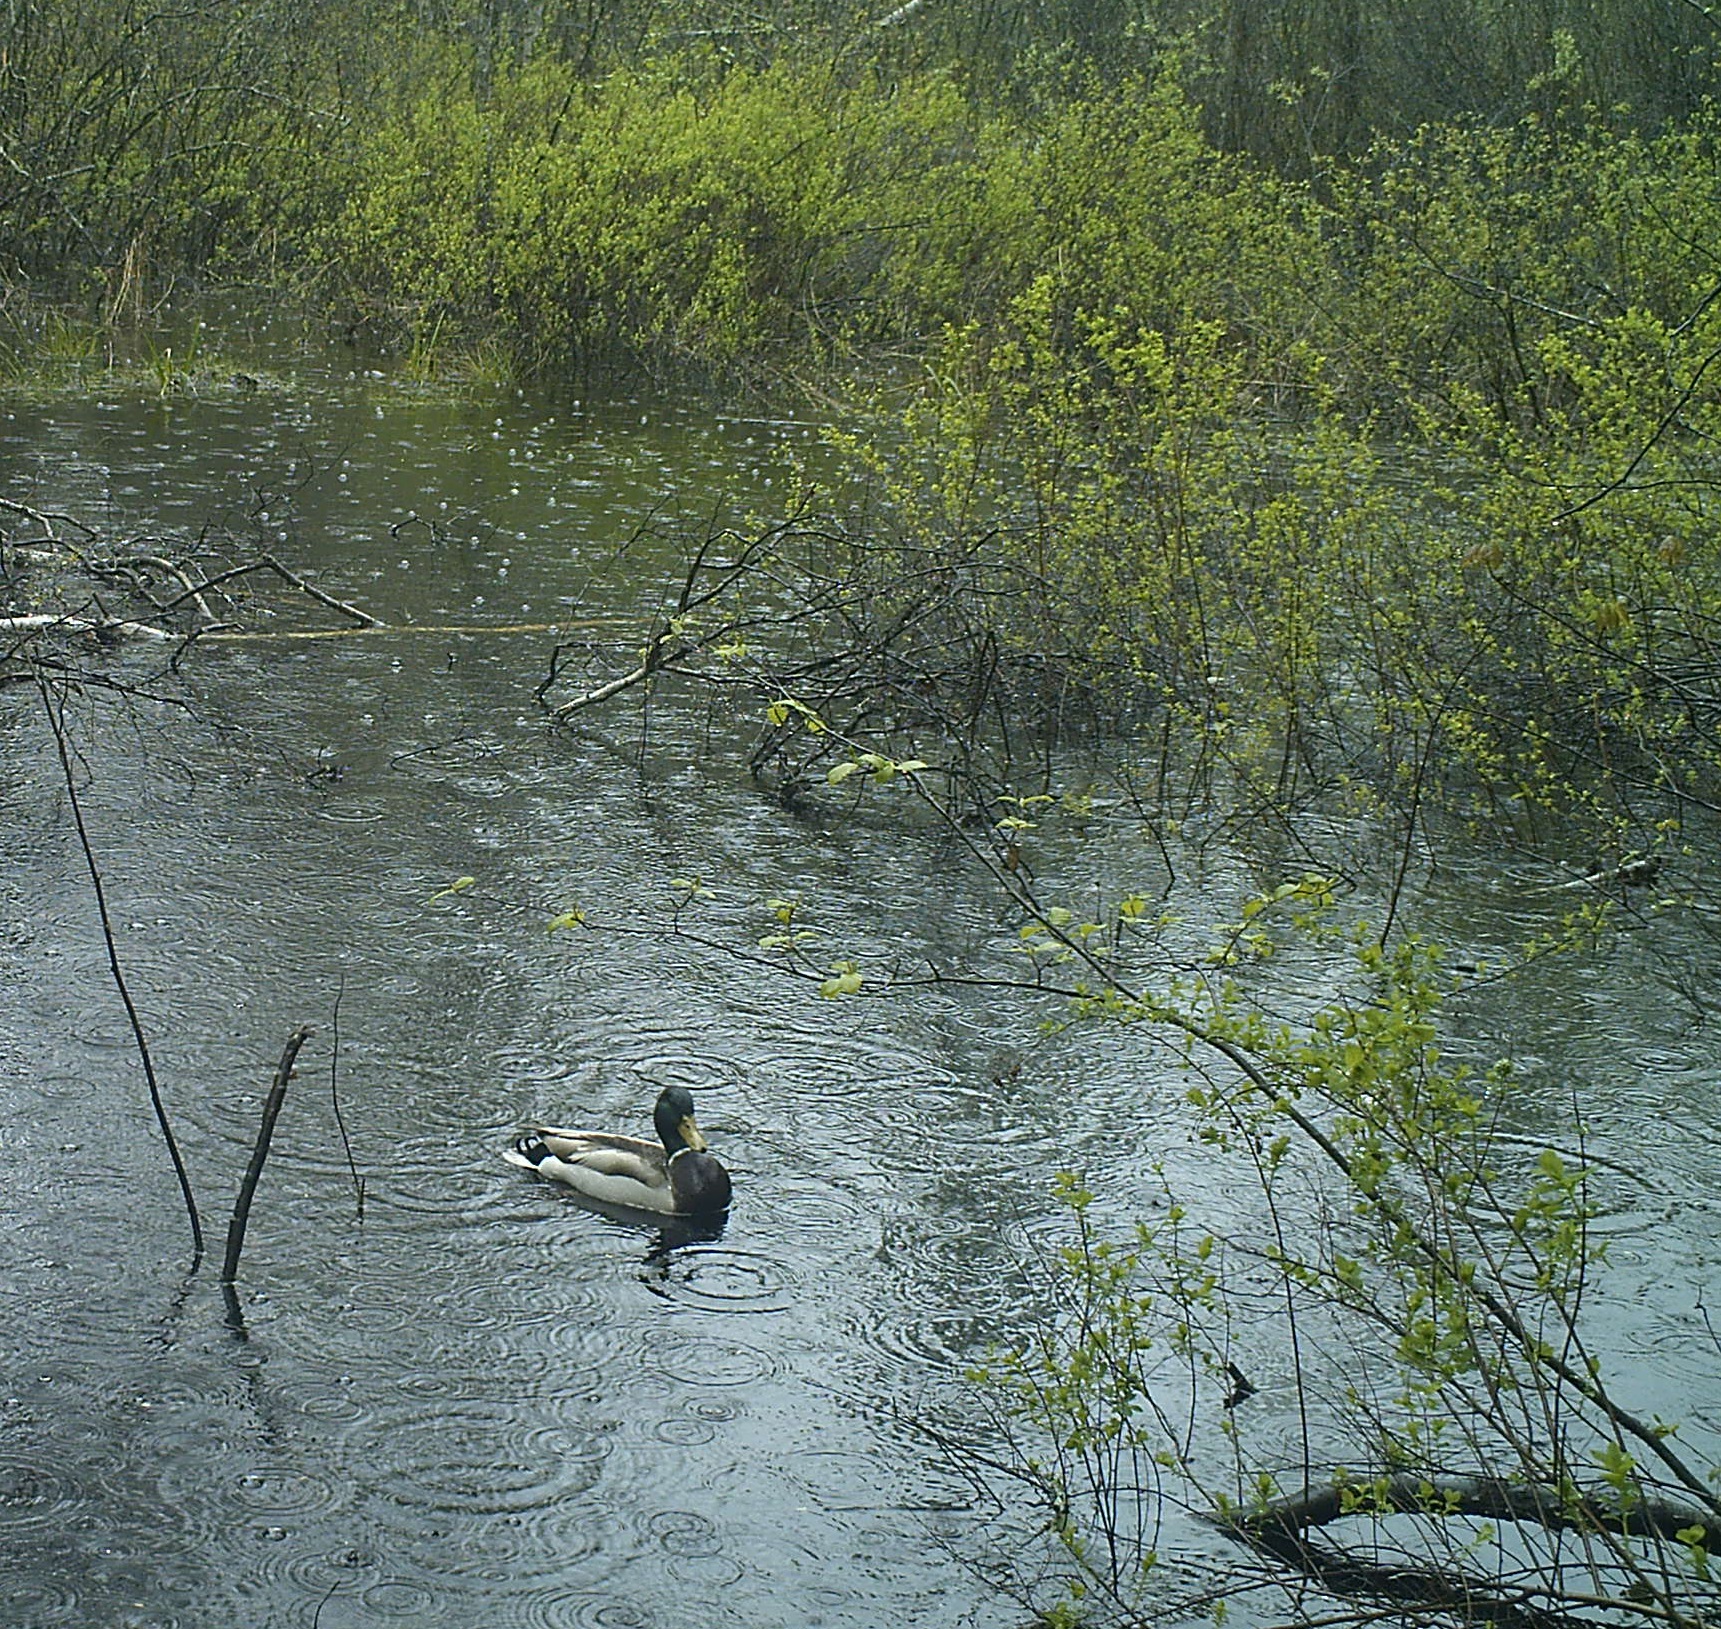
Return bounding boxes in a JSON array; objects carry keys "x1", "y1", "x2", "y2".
[{"x1": 3, "y1": 330, "x2": 1720, "y2": 1628}]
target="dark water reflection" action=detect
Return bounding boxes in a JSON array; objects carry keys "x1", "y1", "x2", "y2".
[{"x1": 4, "y1": 340, "x2": 1721, "y2": 1626}]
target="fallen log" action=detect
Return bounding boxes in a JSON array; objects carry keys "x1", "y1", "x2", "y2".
[
  {"x1": 1218, "y1": 1470, "x2": 1717, "y2": 1550},
  {"x1": 1211, "y1": 1470, "x2": 1719, "y2": 1629},
  {"x1": 1, "y1": 611, "x2": 173, "y2": 640}
]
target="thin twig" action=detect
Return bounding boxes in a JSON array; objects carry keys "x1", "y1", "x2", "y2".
[
  {"x1": 0, "y1": 495, "x2": 100, "y2": 543},
  {"x1": 329, "y1": 973, "x2": 364, "y2": 1218},
  {"x1": 37, "y1": 672, "x2": 203, "y2": 1264}
]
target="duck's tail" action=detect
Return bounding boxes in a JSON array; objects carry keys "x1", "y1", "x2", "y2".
[{"x1": 503, "y1": 1133, "x2": 550, "y2": 1170}]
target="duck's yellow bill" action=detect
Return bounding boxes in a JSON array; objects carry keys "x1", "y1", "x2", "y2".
[{"x1": 679, "y1": 1116, "x2": 709, "y2": 1152}]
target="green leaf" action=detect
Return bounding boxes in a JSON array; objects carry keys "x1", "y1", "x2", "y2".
[{"x1": 819, "y1": 960, "x2": 863, "y2": 998}]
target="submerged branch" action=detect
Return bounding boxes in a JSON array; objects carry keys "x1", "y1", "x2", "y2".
[
  {"x1": 548, "y1": 633, "x2": 694, "y2": 716},
  {"x1": 0, "y1": 495, "x2": 100, "y2": 544},
  {"x1": 541, "y1": 500, "x2": 810, "y2": 721},
  {"x1": 4, "y1": 497, "x2": 391, "y2": 656},
  {"x1": 1225, "y1": 1524, "x2": 1605, "y2": 1629}
]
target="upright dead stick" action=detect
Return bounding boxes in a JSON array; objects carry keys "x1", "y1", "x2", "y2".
[{"x1": 222, "y1": 1025, "x2": 314, "y2": 1284}]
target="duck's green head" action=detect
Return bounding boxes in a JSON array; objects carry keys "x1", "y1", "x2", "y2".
[{"x1": 654, "y1": 1084, "x2": 710, "y2": 1153}]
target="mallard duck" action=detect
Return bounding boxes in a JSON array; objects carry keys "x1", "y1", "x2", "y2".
[{"x1": 504, "y1": 1085, "x2": 732, "y2": 1216}]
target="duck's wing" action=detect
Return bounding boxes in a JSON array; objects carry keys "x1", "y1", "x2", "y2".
[
  {"x1": 531, "y1": 1129, "x2": 666, "y2": 1173},
  {"x1": 505, "y1": 1128, "x2": 673, "y2": 1201}
]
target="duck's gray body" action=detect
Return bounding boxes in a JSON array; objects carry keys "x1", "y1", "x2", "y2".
[{"x1": 505, "y1": 1085, "x2": 731, "y2": 1216}]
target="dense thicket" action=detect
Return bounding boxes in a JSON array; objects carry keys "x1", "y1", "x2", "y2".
[
  {"x1": 7, "y1": 0, "x2": 1721, "y2": 861},
  {"x1": 5, "y1": 0, "x2": 1707, "y2": 226},
  {"x1": 2, "y1": 0, "x2": 1716, "y2": 300}
]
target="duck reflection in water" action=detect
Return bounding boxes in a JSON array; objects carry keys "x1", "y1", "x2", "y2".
[{"x1": 512, "y1": 1165, "x2": 729, "y2": 1290}]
